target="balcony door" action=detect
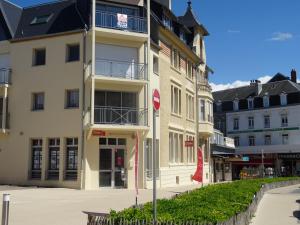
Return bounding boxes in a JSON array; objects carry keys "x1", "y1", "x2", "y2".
[
  {"x1": 95, "y1": 44, "x2": 138, "y2": 79},
  {"x1": 94, "y1": 91, "x2": 137, "y2": 125}
]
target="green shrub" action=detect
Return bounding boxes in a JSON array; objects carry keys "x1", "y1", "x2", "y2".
[{"x1": 109, "y1": 177, "x2": 299, "y2": 224}]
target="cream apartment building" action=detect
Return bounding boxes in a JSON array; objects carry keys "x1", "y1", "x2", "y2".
[{"x1": 0, "y1": 0, "x2": 213, "y2": 189}]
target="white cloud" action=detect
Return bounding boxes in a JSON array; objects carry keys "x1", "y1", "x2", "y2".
[
  {"x1": 268, "y1": 32, "x2": 293, "y2": 41},
  {"x1": 210, "y1": 75, "x2": 272, "y2": 92},
  {"x1": 227, "y1": 29, "x2": 241, "y2": 34}
]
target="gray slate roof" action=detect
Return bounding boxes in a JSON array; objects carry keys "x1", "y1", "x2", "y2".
[{"x1": 0, "y1": 0, "x2": 22, "y2": 36}]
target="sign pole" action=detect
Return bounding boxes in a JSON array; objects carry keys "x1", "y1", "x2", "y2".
[
  {"x1": 2, "y1": 194, "x2": 10, "y2": 225},
  {"x1": 153, "y1": 108, "x2": 157, "y2": 222}
]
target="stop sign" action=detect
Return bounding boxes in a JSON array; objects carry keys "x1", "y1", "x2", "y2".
[{"x1": 153, "y1": 89, "x2": 160, "y2": 111}]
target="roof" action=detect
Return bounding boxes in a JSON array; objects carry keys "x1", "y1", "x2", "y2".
[
  {"x1": 213, "y1": 74, "x2": 300, "y2": 102},
  {"x1": 0, "y1": 0, "x2": 86, "y2": 41},
  {"x1": 178, "y1": 2, "x2": 209, "y2": 36}
]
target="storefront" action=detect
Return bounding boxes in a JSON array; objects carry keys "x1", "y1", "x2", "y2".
[{"x1": 278, "y1": 153, "x2": 300, "y2": 176}]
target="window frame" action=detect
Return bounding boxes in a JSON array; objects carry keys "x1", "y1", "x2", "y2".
[
  {"x1": 65, "y1": 89, "x2": 80, "y2": 109},
  {"x1": 33, "y1": 48, "x2": 46, "y2": 66},
  {"x1": 264, "y1": 115, "x2": 270, "y2": 128},
  {"x1": 66, "y1": 44, "x2": 80, "y2": 62},
  {"x1": 171, "y1": 85, "x2": 182, "y2": 116},
  {"x1": 248, "y1": 116, "x2": 254, "y2": 129},
  {"x1": 233, "y1": 118, "x2": 239, "y2": 130},
  {"x1": 32, "y1": 92, "x2": 45, "y2": 111},
  {"x1": 153, "y1": 55, "x2": 159, "y2": 75}
]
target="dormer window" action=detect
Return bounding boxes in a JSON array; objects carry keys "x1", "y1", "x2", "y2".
[
  {"x1": 31, "y1": 14, "x2": 53, "y2": 25},
  {"x1": 233, "y1": 99, "x2": 239, "y2": 111},
  {"x1": 263, "y1": 95, "x2": 270, "y2": 108},
  {"x1": 180, "y1": 30, "x2": 187, "y2": 44},
  {"x1": 162, "y1": 14, "x2": 173, "y2": 31},
  {"x1": 280, "y1": 93, "x2": 287, "y2": 106},
  {"x1": 248, "y1": 97, "x2": 254, "y2": 109}
]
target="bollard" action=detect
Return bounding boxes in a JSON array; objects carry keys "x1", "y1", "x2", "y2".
[{"x1": 1, "y1": 194, "x2": 10, "y2": 225}]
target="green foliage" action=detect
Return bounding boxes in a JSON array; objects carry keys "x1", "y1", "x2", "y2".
[{"x1": 109, "y1": 177, "x2": 299, "y2": 224}]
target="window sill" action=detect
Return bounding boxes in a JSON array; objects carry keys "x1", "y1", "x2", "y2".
[
  {"x1": 66, "y1": 60, "x2": 80, "y2": 64},
  {"x1": 170, "y1": 65, "x2": 181, "y2": 75},
  {"x1": 171, "y1": 113, "x2": 182, "y2": 118},
  {"x1": 32, "y1": 64, "x2": 46, "y2": 67},
  {"x1": 186, "y1": 76, "x2": 194, "y2": 83},
  {"x1": 31, "y1": 109, "x2": 44, "y2": 112},
  {"x1": 186, "y1": 118, "x2": 195, "y2": 123},
  {"x1": 65, "y1": 107, "x2": 80, "y2": 110},
  {"x1": 169, "y1": 163, "x2": 185, "y2": 167}
]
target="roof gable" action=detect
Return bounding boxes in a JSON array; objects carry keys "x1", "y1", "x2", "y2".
[{"x1": 0, "y1": 0, "x2": 22, "y2": 36}]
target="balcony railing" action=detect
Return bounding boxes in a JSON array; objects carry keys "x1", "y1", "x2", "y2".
[
  {"x1": 29, "y1": 170, "x2": 41, "y2": 180},
  {"x1": 94, "y1": 106, "x2": 148, "y2": 126},
  {"x1": 96, "y1": 11, "x2": 147, "y2": 33},
  {"x1": 0, "y1": 68, "x2": 11, "y2": 85},
  {"x1": 95, "y1": 59, "x2": 147, "y2": 81},
  {"x1": 64, "y1": 170, "x2": 78, "y2": 181}
]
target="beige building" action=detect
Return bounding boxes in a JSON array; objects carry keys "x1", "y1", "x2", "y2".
[{"x1": 0, "y1": 0, "x2": 213, "y2": 189}]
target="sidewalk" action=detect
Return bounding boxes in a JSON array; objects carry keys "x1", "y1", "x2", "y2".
[
  {"x1": 0, "y1": 184, "x2": 201, "y2": 225},
  {"x1": 250, "y1": 184, "x2": 300, "y2": 225}
]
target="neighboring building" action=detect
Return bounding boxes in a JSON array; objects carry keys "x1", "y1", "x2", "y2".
[
  {"x1": 0, "y1": 0, "x2": 213, "y2": 189},
  {"x1": 213, "y1": 71, "x2": 300, "y2": 178},
  {"x1": 210, "y1": 129, "x2": 236, "y2": 182}
]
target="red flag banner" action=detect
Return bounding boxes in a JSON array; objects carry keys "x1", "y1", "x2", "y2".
[
  {"x1": 192, "y1": 148, "x2": 203, "y2": 182},
  {"x1": 135, "y1": 132, "x2": 139, "y2": 195}
]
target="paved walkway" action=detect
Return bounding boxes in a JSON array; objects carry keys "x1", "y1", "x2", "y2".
[
  {"x1": 0, "y1": 185, "x2": 200, "y2": 225},
  {"x1": 251, "y1": 184, "x2": 300, "y2": 225}
]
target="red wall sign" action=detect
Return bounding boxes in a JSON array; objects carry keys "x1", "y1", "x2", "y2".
[
  {"x1": 185, "y1": 140, "x2": 194, "y2": 147},
  {"x1": 192, "y1": 148, "x2": 203, "y2": 182},
  {"x1": 153, "y1": 89, "x2": 160, "y2": 111},
  {"x1": 92, "y1": 130, "x2": 106, "y2": 137}
]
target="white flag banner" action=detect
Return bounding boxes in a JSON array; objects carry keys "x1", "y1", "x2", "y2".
[{"x1": 117, "y1": 13, "x2": 128, "y2": 29}]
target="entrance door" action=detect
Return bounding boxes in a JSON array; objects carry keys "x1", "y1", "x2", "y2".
[{"x1": 99, "y1": 148, "x2": 125, "y2": 188}]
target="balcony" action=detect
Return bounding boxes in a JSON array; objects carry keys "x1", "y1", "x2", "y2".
[
  {"x1": 0, "y1": 68, "x2": 11, "y2": 86},
  {"x1": 96, "y1": 10, "x2": 147, "y2": 34},
  {"x1": 95, "y1": 59, "x2": 147, "y2": 82},
  {"x1": 0, "y1": 113, "x2": 9, "y2": 131},
  {"x1": 94, "y1": 106, "x2": 148, "y2": 127}
]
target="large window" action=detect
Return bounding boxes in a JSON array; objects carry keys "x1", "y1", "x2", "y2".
[
  {"x1": 32, "y1": 92, "x2": 44, "y2": 111},
  {"x1": 208, "y1": 101, "x2": 213, "y2": 123},
  {"x1": 169, "y1": 132, "x2": 183, "y2": 164},
  {"x1": 281, "y1": 114, "x2": 288, "y2": 127},
  {"x1": 234, "y1": 137, "x2": 240, "y2": 147},
  {"x1": 186, "y1": 135, "x2": 195, "y2": 164},
  {"x1": 233, "y1": 118, "x2": 239, "y2": 130},
  {"x1": 171, "y1": 85, "x2": 182, "y2": 115},
  {"x1": 33, "y1": 48, "x2": 46, "y2": 66},
  {"x1": 248, "y1": 136, "x2": 255, "y2": 146},
  {"x1": 66, "y1": 89, "x2": 79, "y2": 108},
  {"x1": 186, "y1": 93, "x2": 194, "y2": 120},
  {"x1": 264, "y1": 135, "x2": 271, "y2": 145},
  {"x1": 248, "y1": 117, "x2": 254, "y2": 129},
  {"x1": 145, "y1": 139, "x2": 159, "y2": 179},
  {"x1": 65, "y1": 138, "x2": 78, "y2": 180},
  {"x1": 264, "y1": 115, "x2": 270, "y2": 128},
  {"x1": 282, "y1": 134, "x2": 289, "y2": 145},
  {"x1": 200, "y1": 99, "x2": 205, "y2": 121},
  {"x1": 153, "y1": 56, "x2": 159, "y2": 75},
  {"x1": 31, "y1": 139, "x2": 43, "y2": 179},
  {"x1": 47, "y1": 138, "x2": 60, "y2": 180},
  {"x1": 172, "y1": 48, "x2": 179, "y2": 69},
  {"x1": 187, "y1": 61, "x2": 193, "y2": 80}
]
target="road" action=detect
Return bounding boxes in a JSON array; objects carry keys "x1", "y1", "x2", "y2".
[
  {"x1": 0, "y1": 184, "x2": 200, "y2": 225},
  {"x1": 251, "y1": 184, "x2": 300, "y2": 225}
]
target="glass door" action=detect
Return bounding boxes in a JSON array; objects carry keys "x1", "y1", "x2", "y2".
[
  {"x1": 114, "y1": 149, "x2": 125, "y2": 187},
  {"x1": 99, "y1": 148, "x2": 112, "y2": 187}
]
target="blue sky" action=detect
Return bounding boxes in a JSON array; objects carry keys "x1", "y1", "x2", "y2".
[{"x1": 10, "y1": 0, "x2": 300, "y2": 89}]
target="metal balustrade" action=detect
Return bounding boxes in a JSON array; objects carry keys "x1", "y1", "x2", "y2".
[
  {"x1": 94, "y1": 107, "x2": 148, "y2": 126},
  {"x1": 0, "y1": 69, "x2": 11, "y2": 85},
  {"x1": 96, "y1": 11, "x2": 147, "y2": 33},
  {"x1": 95, "y1": 59, "x2": 147, "y2": 81}
]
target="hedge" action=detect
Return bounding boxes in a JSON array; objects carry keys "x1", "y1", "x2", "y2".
[{"x1": 109, "y1": 177, "x2": 299, "y2": 224}]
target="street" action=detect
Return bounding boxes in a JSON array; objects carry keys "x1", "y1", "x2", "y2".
[
  {"x1": 251, "y1": 184, "x2": 300, "y2": 225},
  {"x1": 0, "y1": 185, "x2": 199, "y2": 225}
]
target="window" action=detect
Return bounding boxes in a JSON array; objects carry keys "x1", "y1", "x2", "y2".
[
  {"x1": 186, "y1": 136, "x2": 195, "y2": 163},
  {"x1": 280, "y1": 93, "x2": 287, "y2": 106},
  {"x1": 31, "y1": 139, "x2": 42, "y2": 179},
  {"x1": 169, "y1": 132, "x2": 183, "y2": 164},
  {"x1": 187, "y1": 61, "x2": 193, "y2": 80},
  {"x1": 31, "y1": 14, "x2": 53, "y2": 25},
  {"x1": 248, "y1": 97, "x2": 254, "y2": 109},
  {"x1": 47, "y1": 138, "x2": 60, "y2": 180},
  {"x1": 145, "y1": 139, "x2": 159, "y2": 179},
  {"x1": 282, "y1": 134, "x2": 289, "y2": 145},
  {"x1": 208, "y1": 101, "x2": 213, "y2": 122},
  {"x1": 172, "y1": 48, "x2": 179, "y2": 69},
  {"x1": 171, "y1": 85, "x2": 181, "y2": 115},
  {"x1": 264, "y1": 115, "x2": 270, "y2": 128},
  {"x1": 234, "y1": 137, "x2": 240, "y2": 147},
  {"x1": 65, "y1": 138, "x2": 78, "y2": 180},
  {"x1": 32, "y1": 93, "x2": 44, "y2": 111},
  {"x1": 264, "y1": 135, "x2": 271, "y2": 145},
  {"x1": 248, "y1": 136, "x2": 255, "y2": 146},
  {"x1": 33, "y1": 48, "x2": 46, "y2": 66},
  {"x1": 153, "y1": 56, "x2": 159, "y2": 75},
  {"x1": 180, "y1": 31, "x2": 187, "y2": 43},
  {"x1": 263, "y1": 95, "x2": 270, "y2": 108},
  {"x1": 162, "y1": 14, "x2": 173, "y2": 31},
  {"x1": 66, "y1": 44, "x2": 80, "y2": 62},
  {"x1": 200, "y1": 99, "x2": 205, "y2": 121},
  {"x1": 233, "y1": 118, "x2": 239, "y2": 130},
  {"x1": 281, "y1": 114, "x2": 288, "y2": 127},
  {"x1": 186, "y1": 94, "x2": 194, "y2": 120},
  {"x1": 248, "y1": 117, "x2": 254, "y2": 129},
  {"x1": 233, "y1": 99, "x2": 239, "y2": 111},
  {"x1": 66, "y1": 90, "x2": 79, "y2": 108}
]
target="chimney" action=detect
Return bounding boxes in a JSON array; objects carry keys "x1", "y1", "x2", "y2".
[
  {"x1": 250, "y1": 80, "x2": 262, "y2": 95},
  {"x1": 291, "y1": 69, "x2": 297, "y2": 83}
]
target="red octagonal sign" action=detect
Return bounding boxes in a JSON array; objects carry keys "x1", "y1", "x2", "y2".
[{"x1": 153, "y1": 89, "x2": 160, "y2": 111}]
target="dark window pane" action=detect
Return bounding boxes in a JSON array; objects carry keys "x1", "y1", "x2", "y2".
[
  {"x1": 67, "y1": 44, "x2": 80, "y2": 62},
  {"x1": 95, "y1": 91, "x2": 106, "y2": 106},
  {"x1": 33, "y1": 93, "x2": 44, "y2": 110},
  {"x1": 118, "y1": 138, "x2": 126, "y2": 146},
  {"x1": 34, "y1": 49, "x2": 46, "y2": 66},
  {"x1": 108, "y1": 138, "x2": 116, "y2": 145},
  {"x1": 66, "y1": 90, "x2": 79, "y2": 108},
  {"x1": 99, "y1": 138, "x2": 106, "y2": 145}
]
